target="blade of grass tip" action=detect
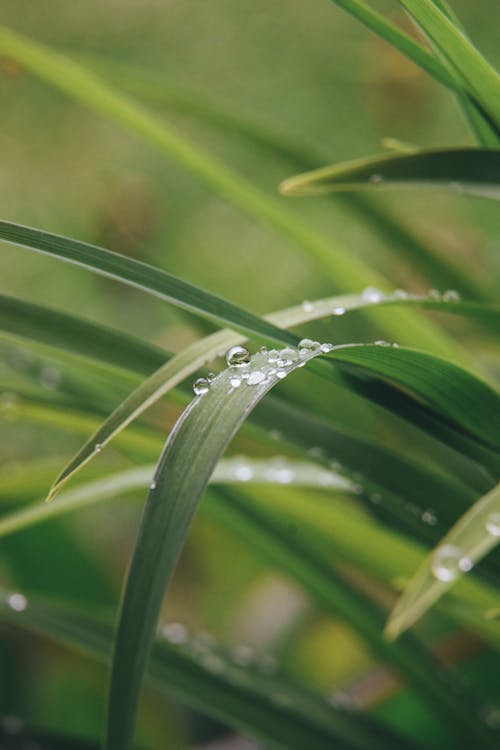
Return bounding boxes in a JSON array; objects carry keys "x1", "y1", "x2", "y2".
[
  {"x1": 0, "y1": 28, "x2": 472, "y2": 357},
  {"x1": 386, "y1": 481, "x2": 500, "y2": 639},
  {"x1": 279, "y1": 148, "x2": 500, "y2": 199},
  {"x1": 0, "y1": 594, "x2": 418, "y2": 750},
  {"x1": 396, "y1": 0, "x2": 500, "y2": 128},
  {"x1": 47, "y1": 289, "x2": 500, "y2": 499}
]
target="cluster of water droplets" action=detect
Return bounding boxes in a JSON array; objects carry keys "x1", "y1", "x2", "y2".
[
  {"x1": 159, "y1": 620, "x2": 278, "y2": 678},
  {"x1": 193, "y1": 340, "x2": 333, "y2": 397},
  {"x1": 431, "y1": 545, "x2": 473, "y2": 583},
  {"x1": 213, "y1": 455, "x2": 352, "y2": 490}
]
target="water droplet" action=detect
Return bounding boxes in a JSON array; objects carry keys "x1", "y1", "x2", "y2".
[
  {"x1": 485, "y1": 512, "x2": 500, "y2": 537},
  {"x1": 442, "y1": 289, "x2": 460, "y2": 302},
  {"x1": 232, "y1": 644, "x2": 254, "y2": 666},
  {"x1": 162, "y1": 621, "x2": 188, "y2": 644},
  {"x1": 480, "y1": 704, "x2": 500, "y2": 729},
  {"x1": 234, "y1": 462, "x2": 254, "y2": 481},
  {"x1": 268, "y1": 349, "x2": 280, "y2": 363},
  {"x1": 332, "y1": 306, "x2": 345, "y2": 316},
  {"x1": 392, "y1": 342, "x2": 400, "y2": 348},
  {"x1": 226, "y1": 345, "x2": 251, "y2": 368},
  {"x1": 374, "y1": 340, "x2": 390, "y2": 347},
  {"x1": 267, "y1": 459, "x2": 294, "y2": 484},
  {"x1": 276, "y1": 370, "x2": 287, "y2": 379},
  {"x1": 392, "y1": 288, "x2": 408, "y2": 300},
  {"x1": 94, "y1": 443, "x2": 102, "y2": 454},
  {"x1": 206, "y1": 372, "x2": 216, "y2": 382},
  {"x1": 278, "y1": 347, "x2": 299, "y2": 366},
  {"x1": 370, "y1": 173, "x2": 383, "y2": 184},
  {"x1": 230, "y1": 374, "x2": 242, "y2": 388},
  {"x1": 199, "y1": 652, "x2": 224, "y2": 674},
  {"x1": 298, "y1": 338, "x2": 314, "y2": 350},
  {"x1": 7, "y1": 593, "x2": 27, "y2": 612},
  {"x1": 260, "y1": 345, "x2": 268, "y2": 354},
  {"x1": 320, "y1": 342, "x2": 333, "y2": 352},
  {"x1": 193, "y1": 377, "x2": 209, "y2": 395},
  {"x1": 432, "y1": 545, "x2": 473, "y2": 582},
  {"x1": 428, "y1": 288, "x2": 441, "y2": 300},
  {"x1": 39, "y1": 365, "x2": 62, "y2": 390},
  {"x1": 362, "y1": 286, "x2": 383, "y2": 303},
  {"x1": 247, "y1": 370, "x2": 266, "y2": 385},
  {"x1": 150, "y1": 479, "x2": 157, "y2": 491},
  {"x1": 421, "y1": 509, "x2": 437, "y2": 526},
  {"x1": 302, "y1": 300, "x2": 314, "y2": 312}
]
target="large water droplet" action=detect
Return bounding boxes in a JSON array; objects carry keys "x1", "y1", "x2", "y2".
[
  {"x1": 298, "y1": 338, "x2": 314, "y2": 350},
  {"x1": 267, "y1": 349, "x2": 280, "y2": 363},
  {"x1": 432, "y1": 545, "x2": 473, "y2": 582},
  {"x1": 442, "y1": 289, "x2": 460, "y2": 302},
  {"x1": 193, "y1": 377, "x2": 209, "y2": 395},
  {"x1": 162, "y1": 621, "x2": 188, "y2": 644},
  {"x1": 247, "y1": 370, "x2": 266, "y2": 385},
  {"x1": 485, "y1": 512, "x2": 500, "y2": 537},
  {"x1": 7, "y1": 592, "x2": 28, "y2": 612},
  {"x1": 362, "y1": 286, "x2": 383, "y2": 303},
  {"x1": 278, "y1": 347, "x2": 299, "y2": 366},
  {"x1": 226, "y1": 345, "x2": 251, "y2": 367}
]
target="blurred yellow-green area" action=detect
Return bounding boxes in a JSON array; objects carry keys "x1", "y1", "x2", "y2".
[{"x1": 0, "y1": 1, "x2": 499, "y2": 748}]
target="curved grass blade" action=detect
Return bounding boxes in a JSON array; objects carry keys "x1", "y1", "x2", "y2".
[
  {"x1": 46, "y1": 290, "x2": 500, "y2": 499},
  {"x1": 280, "y1": 148, "x2": 500, "y2": 199},
  {"x1": 396, "y1": 0, "x2": 500, "y2": 127},
  {"x1": 0, "y1": 595, "x2": 408, "y2": 750},
  {"x1": 328, "y1": 344, "x2": 500, "y2": 453},
  {"x1": 386, "y1": 481, "x2": 500, "y2": 639},
  {"x1": 0, "y1": 221, "x2": 296, "y2": 348},
  {"x1": 0, "y1": 26, "x2": 472, "y2": 357},
  {"x1": 107, "y1": 341, "x2": 499, "y2": 750},
  {"x1": 0, "y1": 459, "x2": 352, "y2": 538}
]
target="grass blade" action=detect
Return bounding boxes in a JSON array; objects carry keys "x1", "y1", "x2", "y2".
[
  {"x1": 46, "y1": 290, "x2": 500, "y2": 499},
  {"x1": 386, "y1": 481, "x2": 500, "y2": 639},
  {"x1": 396, "y1": 0, "x2": 500, "y2": 127},
  {"x1": 0, "y1": 25, "x2": 472, "y2": 356},
  {"x1": 280, "y1": 148, "x2": 500, "y2": 198}
]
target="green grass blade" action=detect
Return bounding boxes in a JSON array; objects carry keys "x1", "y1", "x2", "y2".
[
  {"x1": 0, "y1": 725, "x2": 99, "y2": 750},
  {"x1": 280, "y1": 148, "x2": 500, "y2": 198},
  {"x1": 396, "y1": 0, "x2": 500, "y2": 127},
  {"x1": 0, "y1": 220, "x2": 297, "y2": 347},
  {"x1": 0, "y1": 595, "x2": 401, "y2": 750},
  {"x1": 106, "y1": 344, "x2": 331, "y2": 750},
  {"x1": 386, "y1": 481, "x2": 500, "y2": 639},
  {"x1": 0, "y1": 26, "x2": 472, "y2": 356},
  {"x1": 46, "y1": 290, "x2": 500, "y2": 498},
  {"x1": 328, "y1": 345, "x2": 500, "y2": 453}
]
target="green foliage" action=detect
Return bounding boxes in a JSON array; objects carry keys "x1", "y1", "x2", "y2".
[{"x1": 1, "y1": 2, "x2": 499, "y2": 750}]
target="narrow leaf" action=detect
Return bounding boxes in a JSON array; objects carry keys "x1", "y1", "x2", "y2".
[
  {"x1": 280, "y1": 148, "x2": 500, "y2": 199},
  {"x1": 386, "y1": 481, "x2": 500, "y2": 639}
]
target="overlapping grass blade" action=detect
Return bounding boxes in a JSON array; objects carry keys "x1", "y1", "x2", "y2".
[
  {"x1": 0, "y1": 26, "x2": 471, "y2": 356},
  {"x1": 396, "y1": 0, "x2": 500, "y2": 127},
  {"x1": 0, "y1": 221, "x2": 296, "y2": 347},
  {"x1": 386, "y1": 482, "x2": 500, "y2": 639},
  {"x1": 45, "y1": 291, "x2": 500, "y2": 499},
  {"x1": 0, "y1": 595, "x2": 407, "y2": 750},
  {"x1": 107, "y1": 342, "x2": 499, "y2": 750},
  {"x1": 280, "y1": 148, "x2": 500, "y2": 198}
]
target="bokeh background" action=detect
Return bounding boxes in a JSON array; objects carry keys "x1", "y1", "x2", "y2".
[{"x1": 1, "y1": 1, "x2": 499, "y2": 748}]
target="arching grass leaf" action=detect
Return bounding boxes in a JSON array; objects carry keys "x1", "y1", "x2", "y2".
[
  {"x1": 280, "y1": 148, "x2": 500, "y2": 199},
  {"x1": 386, "y1": 481, "x2": 500, "y2": 639}
]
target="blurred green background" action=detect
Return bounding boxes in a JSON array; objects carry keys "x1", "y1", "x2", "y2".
[{"x1": 1, "y1": 1, "x2": 499, "y2": 748}]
